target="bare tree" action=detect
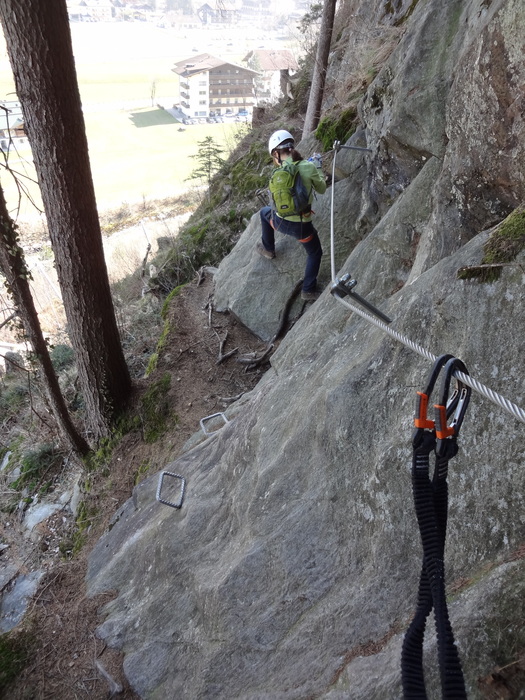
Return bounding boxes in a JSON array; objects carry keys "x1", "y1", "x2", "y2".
[
  {"x1": 302, "y1": 0, "x2": 338, "y2": 138},
  {"x1": 0, "y1": 0, "x2": 131, "y2": 440},
  {"x1": 0, "y1": 186, "x2": 90, "y2": 454}
]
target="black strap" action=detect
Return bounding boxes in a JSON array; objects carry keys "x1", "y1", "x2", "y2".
[
  {"x1": 401, "y1": 357, "x2": 469, "y2": 699},
  {"x1": 401, "y1": 433, "x2": 466, "y2": 699}
]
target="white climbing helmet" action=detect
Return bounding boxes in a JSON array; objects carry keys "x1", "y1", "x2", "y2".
[{"x1": 268, "y1": 129, "x2": 294, "y2": 154}]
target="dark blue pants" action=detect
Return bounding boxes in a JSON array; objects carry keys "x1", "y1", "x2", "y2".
[{"x1": 259, "y1": 206, "x2": 323, "y2": 293}]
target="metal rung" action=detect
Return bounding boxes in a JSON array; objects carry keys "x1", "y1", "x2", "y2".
[
  {"x1": 200, "y1": 412, "x2": 229, "y2": 436},
  {"x1": 156, "y1": 471, "x2": 186, "y2": 509}
]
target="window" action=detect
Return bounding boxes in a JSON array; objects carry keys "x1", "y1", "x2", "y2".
[
  {"x1": 199, "y1": 90, "x2": 206, "y2": 95},
  {"x1": 199, "y1": 80, "x2": 206, "y2": 86},
  {"x1": 199, "y1": 100, "x2": 206, "y2": 105}
]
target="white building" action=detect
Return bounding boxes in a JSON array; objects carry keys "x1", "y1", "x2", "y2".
[{"x1": 172, "y1": 53, "x2": 258, "y2": 118}]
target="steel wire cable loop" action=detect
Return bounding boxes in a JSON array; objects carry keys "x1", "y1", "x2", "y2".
[
  {"x1": 332, "y1": 291, "x2": 525, "y2": 424},
  {"x1": 328, "y1": 146, "x2": 525, "y2": 425},
  {"x1": 326, "y1": 147, "x2": 514, "y2": 695}
]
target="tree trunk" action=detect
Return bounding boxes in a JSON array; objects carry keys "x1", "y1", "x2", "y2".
[
  {"x1": 0, "y1": 0, "x2": 131, "y2": 440},
  {"x1": 302, "y1": 0, "x2": 338, "y2": 138},
  {"x1": 0, "y1": 186, "x2": 90, "y2": 455}
]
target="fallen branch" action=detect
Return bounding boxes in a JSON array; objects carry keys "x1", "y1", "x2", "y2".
[
  {"x1": 196, "y1": 266, "x2": 206, "y2": 286},
  {"x1": 214, "y1": 329, "x2": 238, "y2": 364},
  {"x1": 237, "y1": 344, "x2": 274, "y2": 370},
  {"x1": 218, "y1": 392, "x2": 245, "y2": 403}
]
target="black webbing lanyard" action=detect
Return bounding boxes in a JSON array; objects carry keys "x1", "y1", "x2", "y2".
[{"x1": 402, "y1": 355, "x2": 472, "y2": 699}]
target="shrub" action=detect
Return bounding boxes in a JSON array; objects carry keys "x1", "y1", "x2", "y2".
[
  {"x1": 10, "y1": 444, "x2": 63, "y2": 494},
  {"x1": 50, "y1": 344, "x2": 75, "y2": 371},
  {"x1": 315, "y1": 108, "x2": 358, "y2": 152},
  {"x1": 0, "y1": 383, "x2": 29, "y2": 416}
]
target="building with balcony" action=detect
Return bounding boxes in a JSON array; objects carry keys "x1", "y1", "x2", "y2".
[{"x1": 172, "y1": 53, "x2": 258, "y2": 118}]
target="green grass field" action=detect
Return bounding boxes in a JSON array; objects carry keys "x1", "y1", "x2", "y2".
[
  {"x1": 2, "y1": 108, "x2": 242, "y2": 217},
  {"x1": 0, "y1": 27, "x2": 248, "y2": 218}
]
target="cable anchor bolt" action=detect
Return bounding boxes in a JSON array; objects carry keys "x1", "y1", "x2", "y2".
[
  {"x1": 330, "y1": 274, "x2": 392, "y2": 324},
  {"x1": 330, "y1": 273, "x2": 357, "y2": 297}
]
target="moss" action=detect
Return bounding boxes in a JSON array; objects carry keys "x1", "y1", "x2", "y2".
[
  {"x1": 139, "y1": 373, "x2": 173, "y2": 443},
  {"x1": 84, "y1": 435, "x2": 115, "y2": 473},
  {"x1": 315, "y1": 108, "x2": 358, "y2": 151},
  {"x1": 145, "y1": 313, "x2": 175, "y2": 378},
  {"x1": 156, "y1": 318, "x2": 172, "y2": 353},
  {"x1": 384, "y1": 0, "x2": 420, "y2": 27},
  {"x1": 161, "y1": 285, "x2": 185, "y2": 319},
  {"x1": 145, "y1": 352, "x2": 158, "y2": 377},
  {"x1": 71, "y1": 500, "x2": 98, "y2": 554},
  {"x1": 483, "y1": 206, "x2": 525, "y2": 264},
  {"x1": 0, "y1": 630, "x2": 32, "y2": 691},
  {"x1": 134, "y1": 459, "x2": 151, "y2": 485},
  {"x1": 83, "y1": 414, "x2": 139, "y2": 473},
  {"x1": 457, "y1": 264, "x2": 508, "y2": 283},
  {"x1": 461, "y1": 206, "x2": 525, "y2": 282}
]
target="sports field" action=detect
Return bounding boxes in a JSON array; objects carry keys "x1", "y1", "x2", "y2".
[{"x1": 0, "y1": 21, "x2": 250, "y2": 217}]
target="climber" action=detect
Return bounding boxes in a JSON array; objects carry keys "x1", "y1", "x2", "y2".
[{"x1": 257, "y1": 129, "x2": 327, "y2": 301}]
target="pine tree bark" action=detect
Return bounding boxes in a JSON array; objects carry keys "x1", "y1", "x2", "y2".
[
  {"x1": 302, "y1": 0, "x2": 338, "y2": 138},
  {"x1": 0, "y1": 187, "x2": 90, "y2": 455},
  {"x1": 0, "y1": 0, "x2": 131, "y2": 440}
]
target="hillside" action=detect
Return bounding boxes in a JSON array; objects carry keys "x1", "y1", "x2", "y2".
[{"x1": 3, "y1": 0, "x2": 525, "y2": 698}]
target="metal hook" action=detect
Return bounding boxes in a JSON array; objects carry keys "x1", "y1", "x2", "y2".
[{"x1": 434, "y1": 357, "x2": 471, "y2": 444}]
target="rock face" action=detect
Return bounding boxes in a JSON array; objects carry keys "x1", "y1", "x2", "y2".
[{"x1": 87, "y1": 1, "x2": 525, "y2": 697}]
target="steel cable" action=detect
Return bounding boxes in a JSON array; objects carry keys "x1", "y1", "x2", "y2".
[{"x1": 326, "y1": 141, "x2": 525, "y2": 425}]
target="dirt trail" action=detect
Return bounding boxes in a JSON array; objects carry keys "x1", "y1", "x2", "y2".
[{"x1": 3, "y1": 271, "x2": 268, "y2": 699}]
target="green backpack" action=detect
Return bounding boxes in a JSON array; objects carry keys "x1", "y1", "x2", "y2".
[{"x1": 268, "y1": 160, "x2": 311, "y2": 218}]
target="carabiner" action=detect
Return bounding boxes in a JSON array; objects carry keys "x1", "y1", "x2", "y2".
[
  {"x1": 414, "y1": 354, "x2": 455, "y2": 431},
  {"x1": 434, "y1": 357, "x2": 471, "y2": 448}
]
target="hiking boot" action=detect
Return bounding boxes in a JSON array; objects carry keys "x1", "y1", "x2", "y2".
[
  {"x1": 301, "y1": 289, "x2": 320, "y2": 301},
  {"x1": 256, "y1": 242, "x2": 275, "y2": 260}
]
